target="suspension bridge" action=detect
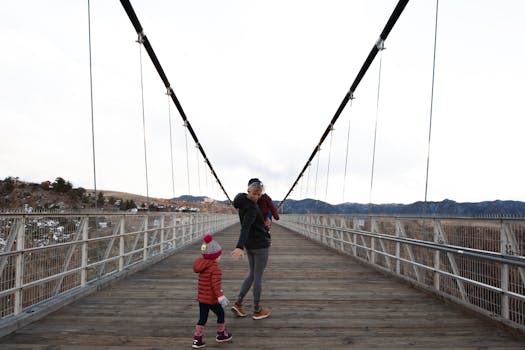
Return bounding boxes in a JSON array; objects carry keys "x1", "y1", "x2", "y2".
[{"x1": 2, "y1": 0, "x2": 525, "y2": 348}]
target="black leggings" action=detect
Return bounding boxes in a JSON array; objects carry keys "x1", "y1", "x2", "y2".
[{"x1": 197, "y1": 302, "x2": 224, "y2": 326}]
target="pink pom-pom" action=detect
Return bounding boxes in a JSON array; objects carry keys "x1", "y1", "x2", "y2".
[{"x1": 204, "y1": 234, "x2": 213, "y2": 243}]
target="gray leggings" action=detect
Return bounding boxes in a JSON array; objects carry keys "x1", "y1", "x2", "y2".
[{"x1": 238, "y1": 247, "x2": 269, "y2": 307}]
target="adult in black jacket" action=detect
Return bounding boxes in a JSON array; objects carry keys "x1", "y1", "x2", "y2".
[{"x1": 231, "y1": 180, "x2": 272, "y2": 320}]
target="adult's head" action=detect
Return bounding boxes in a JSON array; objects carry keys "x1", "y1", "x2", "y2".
[
  {"x1": 247, "y1": 181, "x2": 263, "y2": 202},
  {"x1": 248, "y1": 178, "x2": 261, "y2": 186}
]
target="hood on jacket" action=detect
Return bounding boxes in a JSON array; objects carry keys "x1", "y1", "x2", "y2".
[
  {"x1": 233, "y1": 192, "x2": 253, "y2": 209},
  {"x1": 193, "y1": 257, "x2": 216, "y2": 273}
]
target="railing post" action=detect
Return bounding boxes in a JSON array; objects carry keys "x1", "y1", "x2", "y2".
[
  {"x1": 189, "y1": 214, "x2": 194, "y2": 242},
  {"x1": 119, "y1": 216, "x2": 125, "y2": 271},
  {"x1": 171, "y1": 214, "x2": 177, "y2": 249},
  {"x1": 371, "y1": 219, "x2": 377, "y2": 265},
  {"x1": 352, "y1": 217, "x2": 358, "y2": 256},
  {"x1": 500, "y1": 221, "x2": 510, "y2": 320},
  {"x1": 81, "y1": 217, "x2": 89, "y2": 287},
  {"x1": 340, "y1": 217, "x2": 346, "y2": 253},
  {"x1": 143, "y1": 215, "x2": 148, "y2": 261},
  {"x1": 160, "y1": 215, "x2": 165, "y2": 254},
  {"x1": 433, "y1": 219, "x2": 440, "y2": 291},
  {"x1": 395, "y1": 219, "x2": 401, "y2": 275},
  {"x1": 13, "y1": 217, "x2": 25, "y2": 315}
]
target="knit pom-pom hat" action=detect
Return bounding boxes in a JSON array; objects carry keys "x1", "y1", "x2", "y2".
[{"x1": 201, "y1": 234, "x2": 222, "y2": 260}]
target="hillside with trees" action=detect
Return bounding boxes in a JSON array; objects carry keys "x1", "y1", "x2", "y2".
[{"x1": 0, "y1": 177, "x2": 235, "y2": 213}]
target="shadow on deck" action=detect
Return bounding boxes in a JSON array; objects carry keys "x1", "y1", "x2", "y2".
[{"x1": 1, "y1": 223, "x2": 524, "y2": 349}]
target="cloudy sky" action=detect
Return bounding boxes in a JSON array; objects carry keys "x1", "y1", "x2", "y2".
[{"x1": 1, "y1": 0, "x2": 524, "y2": 205}]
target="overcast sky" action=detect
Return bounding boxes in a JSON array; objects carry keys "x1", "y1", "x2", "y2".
[{"x1": 2, "y1": 0, "x2": 524, "y2": 205}]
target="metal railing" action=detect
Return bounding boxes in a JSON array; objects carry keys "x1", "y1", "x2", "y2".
[
  {"x1": 0, "y1": 212, "x2": 236, "y2": 335},
  {"x1": 278, "y1": 214, "x2": 525, "y2": 332}
]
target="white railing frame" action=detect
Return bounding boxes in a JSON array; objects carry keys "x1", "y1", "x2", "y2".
[
  {"x1": 278, "y1": 214, "x2": 525, "y2": 333},
  {"x1": 0, "y1": 212, "x2": 236, "y2": 337}
]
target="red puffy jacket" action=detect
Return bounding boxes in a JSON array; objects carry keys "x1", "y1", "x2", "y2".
[
  {"x1": 193, "y1": 257, "x2": 223, "y2": 304},
  {"x1": 257, "y1": 193, "x2": 280, "y2": 220}
]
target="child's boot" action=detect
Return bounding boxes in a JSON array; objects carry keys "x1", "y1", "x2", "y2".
[
  {"x1": 192, "y1": 325, "x2": 206, "y2": 348},
  {"x1": 215, "y1": 323, "x2": 233, "y2": 343}
]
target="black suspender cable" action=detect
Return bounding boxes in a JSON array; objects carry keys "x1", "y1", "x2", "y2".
[{"x1": 119, "y1": 0, "x2": 232, "y2": 204}]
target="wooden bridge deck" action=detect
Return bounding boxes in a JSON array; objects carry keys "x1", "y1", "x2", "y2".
[{"x1": 1, "y1": 223, "x2": 524, "y2": 349}]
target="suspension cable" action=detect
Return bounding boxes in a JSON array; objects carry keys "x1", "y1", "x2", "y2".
[
  {"x1": 325, "y1": 126, "x2": 334, "y2": 201},
  {"x1": 369, "y1": 45, "x2": 385, "y2": 206},
  {"x1": 299, "y1": 173, "x2": 304, "y2": 199},
  {"x1": 87, "y1": 0, "x2": 97, "y2": 210},
  {"x1": 137, "y1": 34, "x2": 150, "y2": 203},
  {"x1": 278, "y1": 0, "x2": 410, "y2": 210},
  {"x1": 425, "y1": 0, "x2": 439, "y2": 203},
  {"x1": 183, "y1": 121, "x2": 191, "y2": 195},
  {"x1": 166, "y1": 90, "x2": 175, "y2": 198},
  {"x1": 119, "y1": 0, "x2": 232, "y2": 203},
  {"x1": 204, "y1": 161, "x2": 209, "y2": 197},
  {"x1": 314, "y1": 147, "x2": 321, "y2": 198},
  {"x1": 305, "y1": 162, "x2": 311, "y2": 198},
  {"x1": 342, "y1": 99, "x2": 354, "y2": 202},
  {"x1": 195, "y1": 143, "x2": 201, "y2": 194}
]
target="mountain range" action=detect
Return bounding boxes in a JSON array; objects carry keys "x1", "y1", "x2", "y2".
[{"x1": 174, "y1": 196, "x2": 525, "y2": 218}]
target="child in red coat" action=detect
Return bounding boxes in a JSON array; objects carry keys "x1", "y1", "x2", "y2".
[
  {"x1": 248, "y1": 178, "x2": 280, "y2": 232},
  {"x1": 192, "y1": 234, "x2": 232, "y2": 348}
]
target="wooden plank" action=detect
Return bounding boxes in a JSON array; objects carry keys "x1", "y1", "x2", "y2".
[{"x1": 0, "y1": 223, "x2": 524, "y2": 349}]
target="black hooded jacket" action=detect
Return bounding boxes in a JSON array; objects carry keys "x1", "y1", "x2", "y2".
[{"x1": 233, "y1": 193, "x2": 271, "y2": 250}]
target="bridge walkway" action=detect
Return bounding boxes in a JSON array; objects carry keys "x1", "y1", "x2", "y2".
[{"x1": 0, "y1": 223, "x2": 524, "y2": 349}]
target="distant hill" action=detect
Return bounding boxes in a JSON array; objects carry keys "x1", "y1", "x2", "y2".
[
  {"x1": 0, "y1": 177, "x2": 234, "y2": 213},
  {"x1": 280, "y1": 198, "x2": 525, "y2": 217},
  {"x1": 173, "y1": 195, "x2": 230, "y2": 206},
  {"x1": 4, "y1": 177, "x2": 519, "y2": 217},
  {"x1": 174, "y1": 195, "x2": 209, "y2": 202},
  {"x1": 176, "y1": 195, "x2": 525, "y2": 217}
]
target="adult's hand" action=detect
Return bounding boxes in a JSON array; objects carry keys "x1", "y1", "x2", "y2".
[{"x1": 231, "y1": 248, "x2": 244, "y2": 261}]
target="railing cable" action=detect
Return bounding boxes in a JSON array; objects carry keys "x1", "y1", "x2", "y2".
[{"x1": 278, "y1": 0, "x2": 410, "y2": 209}]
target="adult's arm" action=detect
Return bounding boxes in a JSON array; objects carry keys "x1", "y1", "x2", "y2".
[{"x1": 236, "y1": 208, "x2": 256, "y2": 249}]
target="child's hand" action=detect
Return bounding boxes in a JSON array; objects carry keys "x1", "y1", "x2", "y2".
[{"x1": 218, "y1": 295, "x2": 229, "y2": 309}]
